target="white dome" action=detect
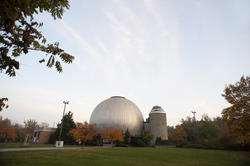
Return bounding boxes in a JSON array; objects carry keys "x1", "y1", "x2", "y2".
[{"x1": 90, "y1": 96, "x2": 144, "y2": 136}]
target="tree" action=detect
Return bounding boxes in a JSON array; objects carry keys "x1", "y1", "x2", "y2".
[
  {"x1": 0, "y1": 127, "x2": 16, "y2": 142},
  {"x1": 222, "y1": 75, "x2": 250, "y2": 146},
  {"x1": 24, "y1": 119, "x2": 38, "y2": 134},
  {"x1": 13, "y1": 123, "x2": 26, "y2": 142},
  {"x1": 70, "y1": 121, "x2": 97, "y2": 145},
  {"x1": 124, "y1": 128, "x2": 131, "y2": 145},
  {"x1": 142, "y1": 132, "x2": 153, "y2": 146},
  {"x1": 0, "y1": 0, "x2": 74, "y2": 111},
  {"x1": 181, "y1": 116, "x2": 197, "y2": 143},
  {"x1": 172, "y1": 125, "x2": 187, "y2": 144},
  {"x1": 101, "y1": 128, "x2": 124, "y2": 146},
  {"x1": 0, "y1": 116, "x2": 16, "y2": 142},
  {"x1": 23, "y1": 119, "x2": 38, "y2": 144},
  {"x1": 49, "y1": 111, "x2": 76, "y2": 144},
  {"x1": 167, "y1": 126, "x2": 175, "y2": 143},
  {"x1": 213, "y1": 117, "x2": 227, "y2": 135},
  {"x1": 0, "y1": 116, "x2": 11, "y2": 128},
  {"x1": 0, "y1": 98, "x2": 8, "y2": 112},
  {"x1": 213, "y1": 116, "x2": 236, "y2": 147},
  {"x1": 197, "y1": 114, "x2": 220, "y2": 144}
]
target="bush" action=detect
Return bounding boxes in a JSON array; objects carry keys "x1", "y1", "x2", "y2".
[
  {"x1": 48, "y1": 133, "x2": 56, "y2": 144},
  {"x1": 136, "y1": 139, "x2": 145, "y2": 147},
  {"x1": 131, "y1": 136, "x2": 145, "y2": 147},
  {"x1": 143, "y1": 133, "x2": 153, "y2": 146}
]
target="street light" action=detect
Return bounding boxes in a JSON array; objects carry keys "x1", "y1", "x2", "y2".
[
  {"x1": 192, "y1": 111, "x2": 196, "y2": 121},
  {"x1": 191, "y1": 110, "x2": 197, "y2": 143},
  {"x1": 58, "y1": 101, "x2": 69, "y2": 141}
]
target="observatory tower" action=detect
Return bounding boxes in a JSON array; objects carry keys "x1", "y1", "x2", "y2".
[{"x1": 148, "y1": 106, "x2": 168, "y2": 144}]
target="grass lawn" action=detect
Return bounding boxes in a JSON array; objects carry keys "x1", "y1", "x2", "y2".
[
  {"x1": 0, "y1": 147, "x2": 249, "y2": 166},
  {"x1": 0, "y1": 143, "x2": 81, "y2": 148}
]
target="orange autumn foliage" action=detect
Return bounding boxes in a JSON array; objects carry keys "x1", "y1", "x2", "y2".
[
  {"x1": 222, "y1": 75, "x2": 250, "y2": 146},
  {"x1": 172, "y1": 125, "x2": 187, "y2": 144},
  {"x1": 0, "y1": 127, "x2": 16, "y2": 141},
  {"x1": 101, "y1": 128, "x2": 124, "y2": 144},
  {"x1": 70, "y1": 121, "x2": 97, "y2": 144}
]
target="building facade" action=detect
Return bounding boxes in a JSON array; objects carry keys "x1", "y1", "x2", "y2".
[
  {"x1": 144, "y1": 106, "x2": 168, "y2": 144},
  {"x1": 33, "y1": 127, "x2": 56, "y2": 144}
]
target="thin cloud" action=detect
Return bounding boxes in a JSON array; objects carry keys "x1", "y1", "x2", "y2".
[
  {"x1": 59, "y1": 20, "x2": 109, "y2": 75},
  {"x1": 143, "y1": 0, "x2": 166, "y2": 29},
  {"x1": 60, "y1": 20, "x2": 100, "y2": 59}
]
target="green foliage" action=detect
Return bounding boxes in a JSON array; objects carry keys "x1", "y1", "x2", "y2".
[
  {"x1": 197, "y1": 114, "x2": 220, "y2": 143},
  {"x1": 167, "y1": 126, "x2": 175, "y2": 144},
  {"x1": 142, "y1": 132, "x2": 153, "y2": 146},
  {"x1": 49, "y1": 111, "x2": 76, "y2": 145},
  {"x1": 124, "y1": 128, "x2": 131, "y2": 145},
  {"x1": 181, "y1": 115, "x2": 220, "y2": 145},
  {"x1": 130, "y1": 136, "x2": 145, "y2": 147},
  {"x1": 130, "y1": 133, "x2": 153, "y2": 147},
  {"x1": 178, "y1": 114, "x2": 245, "y2": 150},
  {"x1": 0, "y1": 0, "x2": 73, "y2": 76},
  {"x1": 181, "y1": 116, "x2": 197, "y2": 143},
  {"x1": 0, "y1": 0, "x2": 74, "y2": 112}
]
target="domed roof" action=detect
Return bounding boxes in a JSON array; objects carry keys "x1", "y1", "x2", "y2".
[
  {"x1": 90, "y1": 96, "x2": 144, "y2": 136},
  {"x1": 150, "y1": 105, "x2": 166, "y2": 114}
]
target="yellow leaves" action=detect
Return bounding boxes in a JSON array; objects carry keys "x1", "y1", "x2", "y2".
[
  {"x1": 101, "y1": 128, "x2": 124, "y2": 143},
  {"x1": 172, "y1": 125, "x2": 187, "y2": 144},
  {"x1": 70, "y1": 121, "x2": 97, "y2": 144}
]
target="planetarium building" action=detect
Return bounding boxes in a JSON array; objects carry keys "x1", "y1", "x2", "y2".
[{"x1": 90, "y1": 96, "x2": 168, "y2": 144}]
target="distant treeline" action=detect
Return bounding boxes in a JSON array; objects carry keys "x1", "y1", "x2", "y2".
[{"x1": 165, "y1": 115, "x2": 248, "y2": 150}]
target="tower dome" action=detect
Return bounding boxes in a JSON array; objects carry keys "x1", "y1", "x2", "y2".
[
  {"x1": 150, "y1": 105, "x2": 166, "y2": 114},
  {"x1": 89, "y1": 96, "x2": 144, "y2": 136}
]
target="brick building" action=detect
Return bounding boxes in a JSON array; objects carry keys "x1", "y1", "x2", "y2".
[{"x1": 33, "y1": 127, "x2": 56, "y2": 144}]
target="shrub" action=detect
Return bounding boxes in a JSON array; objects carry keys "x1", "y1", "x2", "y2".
[{"x1": 131, "y1": 136, "x2": 145, "y2": 147}]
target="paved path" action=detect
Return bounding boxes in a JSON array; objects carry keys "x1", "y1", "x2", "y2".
[{"x1": 0, "y1": 146, "x2": 109, "y2": 152}]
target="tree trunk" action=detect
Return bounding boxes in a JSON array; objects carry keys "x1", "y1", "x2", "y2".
[{"x1": 23, "y1": 134, "x2": 30, "y2": 146}]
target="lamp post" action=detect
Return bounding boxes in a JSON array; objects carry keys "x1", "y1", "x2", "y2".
[
  {"x1": 191, "y1": 110, "x2": 197, "y2": 143},
  {"x1": 58, "y1": 101, "x2": 69, "y2": 141},
  {"x1": 192, "y1": 111, "x2": 196, "y2": 121}
]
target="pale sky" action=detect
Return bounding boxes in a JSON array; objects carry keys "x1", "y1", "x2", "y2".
[{"x1": 1, "y1": 0, "x2": 249, "y2": 127}]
